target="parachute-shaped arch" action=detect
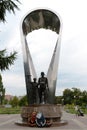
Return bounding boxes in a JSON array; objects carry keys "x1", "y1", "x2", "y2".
[{"x1": 20, "y1": 8, "x2": 62, "y2": 104}]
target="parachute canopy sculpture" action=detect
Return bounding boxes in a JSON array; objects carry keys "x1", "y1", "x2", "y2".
[{"x1": 20, "y1": 8, "x2": 62, "y2": 104}]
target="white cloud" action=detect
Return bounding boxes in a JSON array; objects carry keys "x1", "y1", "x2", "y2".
[
  {"x1": 59, "y1": 33, "x2": 87, "y2": 75},
  {"x1": 2, "y1": 72, "x2": 26, "y2": 96}
]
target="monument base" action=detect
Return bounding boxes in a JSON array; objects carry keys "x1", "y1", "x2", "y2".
[{"x1": 16, "y1": 104, "x2": 67, "y2": 127}]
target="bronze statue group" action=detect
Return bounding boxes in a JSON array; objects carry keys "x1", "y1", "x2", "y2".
[
  {"x1": 31, "y1": 72, "x2": 49, "y2": 104},
  {"x1": 29, "y1": 72, "x2": 52, "y2": 127}
]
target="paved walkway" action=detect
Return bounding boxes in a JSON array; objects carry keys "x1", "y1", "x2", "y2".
[{"x1": 0, "y1": 111, "x2": 87, "y2": 130}]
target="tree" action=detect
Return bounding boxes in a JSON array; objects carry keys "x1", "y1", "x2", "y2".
[
  {"x1": 0, "y1": 74, "x2": 5, "y2": 105},
  {"x1": 0, "y1": 0, "x2": 20, "y2": 104},
  {"x1": 63, "y1": 88, "x2": 74, "y2": 105},
  {"x1": 0, "y1": 0, "x2": 20, "y2": 22},
  {"x1": 72, "y1": 88, "x2": 82, "y2": 105},
  {"x1": 0, "y1": 0, "x2": 20, "y2": 71},
  {"x1": 10, "y1": 96, "x2": 19, "y2": 107},
  {"x1": 0, "y1": 0, "x2": 20, "y2": 66},
  {"x1": 63, "y1": 87, "x2": 87, "y2": 106},
  {"x1": 54, "y1": 96, "x2": 63, "y2": 104},
  {"x1": 0, "y1": 49, "x2": 17, "y2": 105},
  {"x1": 0, "y1": 0, "x2": 20, "y2": 69},
  {"x1": 81, "y1": 91, "x2": 87, "y2": 106},
  {"x1": 0, "y1": 49, "x2": 17, "y2": 71},
  {"x1": 19, "y1": 95, "x2": 28, "y2": 106}
]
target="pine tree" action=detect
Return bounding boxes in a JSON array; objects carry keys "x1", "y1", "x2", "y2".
[
  {"x1": 0, "y1": 0, "x2": 20, "y2": 22},
  {"x1": 0, "y1": 49, "x2": 17, "y2": 71},
  {"x1": 0, "y1": 74, "x2": 5, "y2": 105},
  {"x1": 0, "y1": 0, "x2": 20, "y2": 104},
  {"x1": 0, "y1": 0, "x2": 20, "y2": 71},
  {"x1": 0, "y1": 0, "x2": 20, "y2": 67}
]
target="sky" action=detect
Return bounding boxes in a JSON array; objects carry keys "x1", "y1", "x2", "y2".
[{"x1": 0, "y1": 0, "x2": 87, "y2": 96}]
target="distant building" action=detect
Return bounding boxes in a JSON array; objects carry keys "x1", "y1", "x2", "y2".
[{"x1": 5, "y1": 95, "x2": 14, "y2": 101}]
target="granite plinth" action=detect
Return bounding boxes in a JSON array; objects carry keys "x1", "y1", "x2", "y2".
[
  {"x1": 16, "y1": 104, "x2": 67, "y2": 127},
  {"x1": 21, "y1": 104, "x2": 62, "y2": 122}
]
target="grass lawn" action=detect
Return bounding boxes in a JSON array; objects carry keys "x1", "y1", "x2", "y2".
[{"x1": 0, "y1": 107, "x2": 21, "y2": 114}]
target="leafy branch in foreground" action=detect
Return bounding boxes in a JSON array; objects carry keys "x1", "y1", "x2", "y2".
[
  {"x1": 0, "y1": 49, "x2": 17, "y2": 71},
  {"x1": 0, "y1": 0, "x2": 20, "y2": 22}
]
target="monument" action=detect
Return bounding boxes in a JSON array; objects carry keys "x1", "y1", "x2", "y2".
[{"x1": 16, "y1": 8, "x2": 66, "y2": 127}]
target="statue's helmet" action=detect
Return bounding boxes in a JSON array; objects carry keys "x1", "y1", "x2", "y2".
[{"x1": 41, "y1": 72, "x2": 45, "y2": 76}]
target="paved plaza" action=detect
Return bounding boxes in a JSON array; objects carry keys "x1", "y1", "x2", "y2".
[{"x1": 0, "y1": 111, "x2": 87, "y2": 130}]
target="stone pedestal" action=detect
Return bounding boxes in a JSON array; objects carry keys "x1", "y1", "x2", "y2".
[
  {"x1": 21, "y1": 104, "x2": 61, "y2": 122},
  {"x1": 16, "y1": 104, "x2": 67, "y2": 127}
]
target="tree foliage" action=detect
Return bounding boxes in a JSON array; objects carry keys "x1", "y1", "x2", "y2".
[
  {"x1": 19, "y1": 95, "x2": 28, "y2": 106},
  {"x1": 0, "y1": 0, "x2": 20, "y2": 22},
  {"x1": 54, "y1": 96, "x2": 62, "y2": 104},
  {"x1": 0, "y1": 0, "x2": 20, "y2": 104},
  {"x1": 63, "y1": 88, "x2": 74, "y2": 104},
  {"x1": 63, "y1": 87, "x2": 87, "y2": 106},
  {"x1": 0, "y1": 49, "x2": 17, "y2": 71},
  {"x1": 0, "y1": 0, "x2": 20, "y2": 71},
  {"x1": 0, "y1": 74, "x2": 5, "y2": 104},
  {"x1": 10, "y1": 96, "x2": 19, "y2": 107}
]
